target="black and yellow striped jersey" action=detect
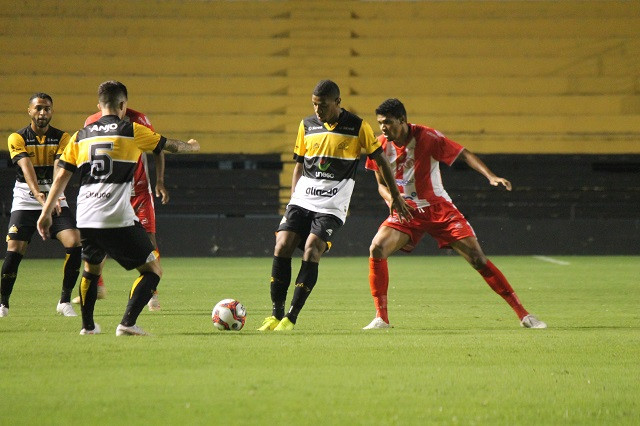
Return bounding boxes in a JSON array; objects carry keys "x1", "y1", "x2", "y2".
[
  {"x1": 7, "y1": 125, "x2": 71, "y2": 211},
  {"x1": 59, "y1": 115, "x2": 166, "y2": 228},
  {"x1": 289, "y1": 109, "x2": 381, "y2": 222}
]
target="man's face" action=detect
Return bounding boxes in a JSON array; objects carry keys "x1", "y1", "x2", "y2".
[
  {"x1": 28, "y1": 98, "x2": 53, "y2": 130},
  {"x1": 312, "y1": 94, "x2": 341, "y2": 124},
  {"x1": 377, "y1": 114, "x2": 405, "y2": 142}
]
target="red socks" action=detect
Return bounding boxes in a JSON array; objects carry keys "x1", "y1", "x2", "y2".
[
  {"x1": 369, "y1": 258, "x2": 389, "y2": 323},
  {"x1": 369, "y1": 258, "x2": 527, "y2": 323},
  {"x1": 479, "y1": 260, "x2": 528, "y2": 320}
]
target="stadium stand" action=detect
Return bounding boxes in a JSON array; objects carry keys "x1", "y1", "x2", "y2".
[{"x1": 0, "y1": 0, "x2": 638, "y2": 255}]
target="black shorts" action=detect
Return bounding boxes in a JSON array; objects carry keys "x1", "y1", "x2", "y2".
[
  {"x1": 6, "y1": 208, "x2": 77, "y2": 243},
  {"x1": 277, "y1": 205, "x2": 343, "y2": 251},
  {"x1": 80, "y1": 222, "x2": 156, "y2": 270}
]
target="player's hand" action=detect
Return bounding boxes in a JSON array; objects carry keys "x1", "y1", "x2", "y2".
[
  {"x1": 155, "y1": 182, "x2": 170, "y2": 204},
  {"x1": 187, "y1": 139, "x2": 200, "y2": 152},
  {"x1": 35, "y1": 192, "x2": 46, "y2": 206},
  {"x1": 53, "y1": 198, "x2": 63, "y2": 216},
  {"x1": 490, "y1": 177, "x2": 512, "y2": 191},
  {"x1": 390, "y1": 196, "x2": 414, "y2": 223},
  {"x1": 37, "y1": 212, "x2": 53, "y2": 240}
]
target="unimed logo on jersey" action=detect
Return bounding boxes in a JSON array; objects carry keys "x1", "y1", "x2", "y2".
[{"x1": 88, "y1": 123, "x2": 118, "y2": 132}]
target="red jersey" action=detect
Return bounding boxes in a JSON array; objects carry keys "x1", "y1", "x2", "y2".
[
  {"x1": 84, "y1": 109, "x2": 155, "y2": 197},
  {"x1": 365, "y1": 123, "x2": 464, "y2": 209}
]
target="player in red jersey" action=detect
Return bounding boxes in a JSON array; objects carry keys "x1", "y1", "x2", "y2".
[
  {"x1": 363, "y1": 98, "x2": 546, "y2": 330},
  {"x1": 72, "y1": 108, "x2": 168, "y2": 310}
]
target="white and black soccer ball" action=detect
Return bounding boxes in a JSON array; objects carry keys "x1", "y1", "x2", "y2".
[{"x1": 212, "y1": 299, "x2": 246, "y2": 331}]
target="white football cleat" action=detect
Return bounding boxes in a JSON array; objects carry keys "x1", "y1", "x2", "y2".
[
  {"x1": 147, "y1": 293, "x2": 161, "y2": 311},
  {"x1": 116, "y1": 324, "x2": 149, "y2": 336},
  {"x1": 363, "y1": 317, "x2": 392, "y2": 330},
  {"x1": 80, "y1": 323, "x2": 101, "y2": 335},
  {"x1": 0, "y1": 305, "x2": 8, "y2": 317},
  {"x1": 520, "y1": 314, "x2": 547, "y2": 329},
  {"x1": 56, "y1": 301, "x2": 78, "y2": 317}
]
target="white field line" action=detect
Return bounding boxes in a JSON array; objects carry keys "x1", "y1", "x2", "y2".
[{"x1": 532, "y1": 255, "x2": 571, "y2": 266}]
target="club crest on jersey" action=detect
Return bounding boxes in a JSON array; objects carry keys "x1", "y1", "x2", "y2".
[{"x1": 318, "y1": 159, "x2": 331, "y2": 171}]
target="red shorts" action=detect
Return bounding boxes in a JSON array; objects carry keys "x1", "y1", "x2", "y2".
[
  {"x1": 381, "y1": 201, "x2": 475, "y2": 252},
  {"x1": 130, "y1": 192, "x2": 156, "y2": 234}
]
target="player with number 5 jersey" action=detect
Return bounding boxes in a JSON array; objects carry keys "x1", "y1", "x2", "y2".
[{"x1": 37, "y1": 81, "x2": 199, "y2": 336}]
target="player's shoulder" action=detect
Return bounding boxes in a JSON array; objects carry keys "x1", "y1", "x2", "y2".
[
  {"x1": 84, "y1": 111, "x2": 102, "y2": 127},
  {"x1": 11, "y1": 125, "x2": 31, "y2": 140},
  {"x1": 411, "y1": 123, "x2": 445, "y2": 141},
  {"x1": 126, "y1": 109, "x2": 153, "y2": 128},
  {"x1": 339, "y1": 108, "x2": 364, "y2": 126},
  {"x1": 375, "y1": 130, "x2": 388, "y2": 142},
  {"x1": 46, "y1": 125, "x2": 67, "y2": 140}
]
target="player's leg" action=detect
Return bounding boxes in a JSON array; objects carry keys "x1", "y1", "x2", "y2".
[
  {"x1": 276, "y1": 213, "x2": 342, "y2": 330},
  {"x1": 106, "y1": 224, "x2": 160, "y2": 336},
  {"x1": 116, "y1": 259, "x2": 162, "y2": 336},
  {"x1": 76, "y1": 229, "x2": 107, "y2": 334},
  {"x1": 276, "y1": 233, "x2": 324, "y2": 329},
  {"x1": 450, "y1": 237, "x2": 546, "y2": 328},
  {"x1": 145, "y1": 232, "x2": 161, "y2": 311},
  {"x1": 78, "y1": 258, "x2": 104, "y2": 334},
  {"x1": 132, "y1": 192, "x2": 160, "y2": 311},
  {"x1": 52, "y1": 212, "x2": 82, "y2": 316},
  {"x1": 259, "y1": 206, "x2": 305, "y2": 331},
  {"x1": 0, "y1": 239, "x2": 28, "y2": 316},
  {"x1": 1, "y1": 210, "x2": 34, "y2": 315},
  {"x1": 365, "y1": 226, "x2": 411, "y2": 328},
  {"x1": 258, "y1": 230, "x2": 299, "y2": 331}
]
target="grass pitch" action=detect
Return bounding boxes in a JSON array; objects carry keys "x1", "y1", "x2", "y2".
[{"x1": 0, "y1": 256, "x2": 638, "y2": 425}]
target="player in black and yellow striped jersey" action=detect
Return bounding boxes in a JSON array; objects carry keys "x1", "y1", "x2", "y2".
[
  {"x1": 258, "y1": 80, "x2": 413, "y2": 331},
  {"x1": 37, "y1": 81, "x2": 200, "y2": 336},
  {"x1": 1, "y1": 93, "x2": 82, "y2": 318}
]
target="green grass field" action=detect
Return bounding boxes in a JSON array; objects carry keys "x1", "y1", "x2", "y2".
[{"x1": 1, "y1": 256, "x2": 638, "y2": 425}]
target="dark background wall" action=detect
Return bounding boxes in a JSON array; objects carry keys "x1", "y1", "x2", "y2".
[{"x1": 1, "y1": 153, "x2": 639, "y2": 257}]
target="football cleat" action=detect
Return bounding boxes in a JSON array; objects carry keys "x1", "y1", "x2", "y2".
[
  {"x1": 56, "y1": 301, "x2": 78, "y2": 317},
  {"x1": 80, "y1": 323, "x2": 101, "y2": 335},
  {"x1": 0, "y1": 305, "x2": 8, "y2": 317},
  {"x1": 257, "y1": 316, "x2": 280, "y2": 331},
  {"x1": 273, "y1": 317, "x2": 295, "y2": 331},
  {"x1": 520, "y1": 314, "x2": 547, "y2": 329},
  {"x1": 116, "y1": 323, "x2": 149, "y2": 336},
  {"x1": 147, "y1": 292, "x2": 161, "y2": 311},
  {"x1": 362, "y1": 317, "x2": 392, "y2": 330}
]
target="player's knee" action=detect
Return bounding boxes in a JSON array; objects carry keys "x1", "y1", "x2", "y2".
[
  {"x1": 151, "y1": 263, "x2": 163, "y2": 279},
  {"x1": 469, "y1": 252, "x2": 488, "y2": 270},
  {"x1": 369, "y1": 241, "x2": 386, "y2": 259}
]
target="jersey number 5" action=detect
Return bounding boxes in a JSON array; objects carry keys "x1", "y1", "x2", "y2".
[{"x1": 89, "y1": 142, "x2": 114, "y2": 180}]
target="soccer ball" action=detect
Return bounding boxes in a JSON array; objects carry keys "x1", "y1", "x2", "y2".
[{"x1": 211, "y1": 299, "x2": 246, "y2": 331}]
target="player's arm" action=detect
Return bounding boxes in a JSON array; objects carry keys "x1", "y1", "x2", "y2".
[
  {"x1": 163, "y1": 138, "x2": 200, "y2": 153},
  {"x1": 153, "y1": 151, "x2": 170, "y2": 204},
  {"x1": 37, "y1": 167, "x2": 74, "y2": 240},
  {"x1": 16, "y1": 157, "x2": 47, "y2": 207},
  {"x1": 49, "y1": 158, "x2": 65, "y2": 215},
  {"x1": 291, "y1": 161, "x2": 303, "y2": 192},
  {"x1": 370, "y1": 150, "x2": 413, "y2": 221},
  {"x1": 459, "y1": 149, "x2": 512, "y2": 191}
]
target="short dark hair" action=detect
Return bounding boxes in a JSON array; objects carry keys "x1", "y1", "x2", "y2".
[
  {"x1": 376, "y1": 98, "x2": 407, "y2": 120},
  {"x1": 29, "y1": 93, "x2": 53, "y2": 105},
  {"x1": 98, "y1": 80, "x2": 128, "y2": 109},
  {"x1": 313, "y1": 79, "x2": 340, "y2": 99}
]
